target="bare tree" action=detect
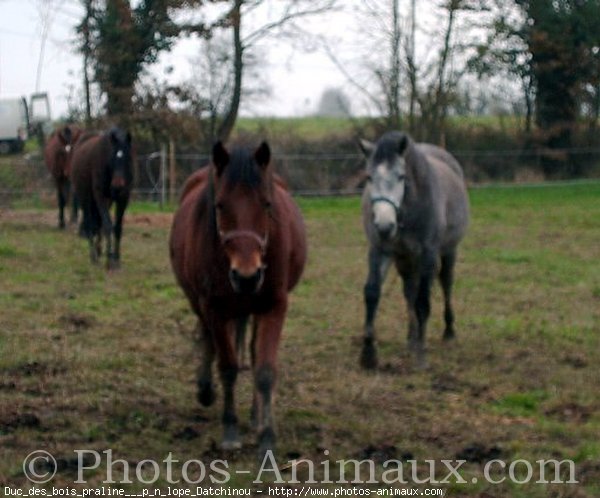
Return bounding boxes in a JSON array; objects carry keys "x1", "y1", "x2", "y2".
[
  {"x1": 324, "y1": 0, "x2": 480, "y2": 142},
  {"x1": 214, "y1": 0, "x2": 338, "y2": 141}
]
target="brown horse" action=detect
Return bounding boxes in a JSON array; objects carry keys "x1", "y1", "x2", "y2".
[
  {"x1": 71, "y1": 127, "x2": 133, "y2": 270},
  {"x1": 170, "y1": 141, "x2": 306, "y2": 456},
  {"x1": 44, "y1": 125, "x2": 83, "y2": 229}
]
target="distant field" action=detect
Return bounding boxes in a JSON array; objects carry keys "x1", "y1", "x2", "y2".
[{"x1": 0, "y1": 182, "x2": 599, "y2": 496}]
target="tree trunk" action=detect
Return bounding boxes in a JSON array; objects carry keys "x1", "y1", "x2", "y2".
[{"x1": 217, "y1": 0, "x2": 243, "y2": 142}]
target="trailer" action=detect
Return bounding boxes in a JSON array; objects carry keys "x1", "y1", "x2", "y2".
[{"x1": 0, "y1": 97, "x2": 30, "y2": 154}]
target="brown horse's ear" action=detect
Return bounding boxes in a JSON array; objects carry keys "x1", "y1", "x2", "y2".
[
  {"x1": 212, "y1": 141, "x2": 229, "y2": 176},
  {"x1": 254, "y1": 141, "x2": 270, "y2": 170},
  {"x1": 359, "y1": 138, "x2": 375, "y2": 158}
]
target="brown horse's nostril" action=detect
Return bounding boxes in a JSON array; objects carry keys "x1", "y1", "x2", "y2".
[
  {"x1": 229, "y1": 267, "x2": 265, "y2": 294},
  {"x1": 111, "y1": 176, "x2": 126, "y2": 189}
]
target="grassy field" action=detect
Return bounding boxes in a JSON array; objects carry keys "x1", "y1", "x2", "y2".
[{"x1": 0, "y1": 182, "x2": 599, "y2": 496}]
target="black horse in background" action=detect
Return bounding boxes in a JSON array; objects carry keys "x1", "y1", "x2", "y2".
[{"x1": 70, "y1": 127, "x2": 133, "y2": 270}]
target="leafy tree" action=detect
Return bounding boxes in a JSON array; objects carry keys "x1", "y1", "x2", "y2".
[{"x1": 472, "y1": 0, "x2": 600, "y2": 175}]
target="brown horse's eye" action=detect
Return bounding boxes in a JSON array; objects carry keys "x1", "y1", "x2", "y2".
[
  {"x1": 264, "y1": 200, "x2": 272, "y2": 209},
  {"x1": 215, "y1": 202, "x2": 224, "y2": 211}
]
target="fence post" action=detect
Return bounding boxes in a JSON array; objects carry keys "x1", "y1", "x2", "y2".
[
  {"x1": 160, "y1": 143, "x2": 167, "y2": 210},
  {"x1": 169, "y1": 138, "x2": 176, "y2": 204}
]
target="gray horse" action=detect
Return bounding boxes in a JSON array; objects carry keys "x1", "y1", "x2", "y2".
[{"x1": 359, "y1": 131, "x2": 469, "y2": 369}]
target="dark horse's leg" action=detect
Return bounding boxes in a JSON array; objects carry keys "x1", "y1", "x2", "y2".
[
  {"x1": 56, "y1": 178, "x2": 67, "y2": 229},
  {"x1": 439, "y1": 250, "x2": 457, "y2": 340},
  {"x1": 197, "y1": 319, "x2": 216, "y2": 407},
  {"x1": 70, "y1": 185, "x2": 79, "y2": 226},
  {"x1": 82, "y1": 203, "x2": 100, "y2": 263},
  {"x1": 96, "y1": 197, "x2": 116, "y2": 270},
  {"x1": 361, "y1": 246, "x2": 391, "y2": 369},
  {"x1": 213, "y1": 318, "x2": 241, "y2": 450},
  {"x1": 111, "y1": 197, "x2": 129, "y2": 269},
  {"x1": 253, "y1": 298, "x2": 287, "y2": 458}
]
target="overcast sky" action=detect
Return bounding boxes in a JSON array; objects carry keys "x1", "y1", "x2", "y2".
[{"x1": 0, "y1": 0, "x2": 352, "y2": 119}]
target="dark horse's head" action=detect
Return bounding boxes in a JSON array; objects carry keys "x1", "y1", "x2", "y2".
[
  {"x1": 360, "y1": 131, "x2": 410, "y2": 241},
  {"x1": 211, "y1": 141, "x2": 273, "y2": 295},
  {"x1": 107, "y1": 127, "x2": 133, "y2": 196}
]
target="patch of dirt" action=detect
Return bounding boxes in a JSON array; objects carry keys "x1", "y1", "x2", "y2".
[
  {"x1": 577, "y1": 460, "x2": 600, "y2": 487},
  {"x1": 0, "y1": 209, "x2": 173, "y2": 230},
  {"x1": 0, "y1": 412, "x2": 41, "y2": 432},
  {"x1": 455, "y1": 443, "x2": 503, "y2": 463},
  {"x1": 545, "y1": 402, "x2": 592, "y2": 424},
  {"x1": 561, "y1": 354, "x2": 588, "y2": 369},
  {"x1": 59, "y1": 312, "x2": 95, "y2": 333},
  {"x1": 5, "y1": 360, "x2": 66, "y2": 377},
  {"x1": 127, "y1": 213, "x2": 173, "y2": 229},
  {"x1": 173, "y1": 426, "x2": 200, "y2": 441},
  {"x1": 355, "y1": 444, "x2": 414, "y2": 463}
]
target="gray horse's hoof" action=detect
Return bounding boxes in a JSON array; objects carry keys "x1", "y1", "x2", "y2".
[
  {"x1": 197, "y1": 382, "x2": 216, "y2": 407},
  {"x1": 360, "y1": 338, "x2": 378, "y2": 370},
  {"x1": 443, "y1": 328, "x2": 455, "y2": 341},
  {"x1": 220, "y1": 439, "x2": 242, "y2": 451},
  {"x1": 107, "y1": 258, "x2": 120, "y2": 271}
]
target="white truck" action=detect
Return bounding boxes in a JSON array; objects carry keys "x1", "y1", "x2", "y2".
[{"x1": 0, "y1": 97, "x2": 30, "y2": 154}]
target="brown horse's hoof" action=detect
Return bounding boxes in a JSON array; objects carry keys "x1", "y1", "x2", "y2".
[
  {"x1": 222, "y1": 424, "x2": 242, "y2": 451},
  {"x1": 360, "y1": 338, "x2": 378, "y2": 370},
  {"x1": 257, "y1": 428, "x2": 276, "y2": 460}
]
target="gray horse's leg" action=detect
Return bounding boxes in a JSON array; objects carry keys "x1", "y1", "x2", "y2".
[
  {"x1": 361, "y1": 246, "x2": 391, "y2": 369},
  {"x1": 197, "y1": 320, "x2": 216, "y2": 407},
  {"x1": 400, "y1": 252, "x2": 435, "y2": 369},
  {"x1": 412, "y1": 250, "x2": 437, "y2": 368},
  {"x1": 439, "y1": 250, "x2": 457, "y2": 340}
]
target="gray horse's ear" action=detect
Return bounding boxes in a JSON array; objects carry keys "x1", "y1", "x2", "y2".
[
  {"x1": 212, "y1": 141, "x2": 229, "y2": 177},
  {"x1": 254, "y1": 141, "x2": 270, "y2": 169},
  {"x1": 398, "y1": 134, "x2": 408, "y2": 155},
  {"x1": 359, "y1": 138, "x2": 375, "y2": 158}
]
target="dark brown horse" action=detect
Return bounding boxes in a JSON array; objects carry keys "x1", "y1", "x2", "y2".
[
  {"x1": 170, "y1": 141, "x2": 306, "y2": 456},
  {"x1": 71, "y1": 127, "x2": 133, "y2": 270},
  {"x1": 44, "y1": 125, "x2": 83, "y2": 229}
]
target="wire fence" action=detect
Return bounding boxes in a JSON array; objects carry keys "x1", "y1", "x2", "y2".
[{"x1": 1, "y1": 146, "x2": 600, "y2": 208}]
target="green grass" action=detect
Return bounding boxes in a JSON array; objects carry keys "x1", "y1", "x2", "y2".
[{"x1": 0, "y1": 182, "x2": 599, "y2": 495}]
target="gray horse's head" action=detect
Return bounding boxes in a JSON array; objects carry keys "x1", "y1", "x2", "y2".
[{"x1": 360, "y1": 131, "x2": 409, "y2": 241}]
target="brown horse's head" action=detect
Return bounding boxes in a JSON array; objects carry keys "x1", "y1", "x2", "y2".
[
  {"x1": 47, "y1": 126, "x2": 78, "y2": 178},
  {"x1": 212, "y1": 141, "x2": 273, "y2": 295}
]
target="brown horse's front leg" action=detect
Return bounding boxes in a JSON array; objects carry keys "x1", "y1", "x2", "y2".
[
  {"x1": 197, "y1": 319, "x2": 216, "y2": 407},
  {"x1": 253, "y1": 297, "x2": 287, "y2": 458},
  {"x1": 213, "y1": 318, "x2": 241, "y2": 450}
]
